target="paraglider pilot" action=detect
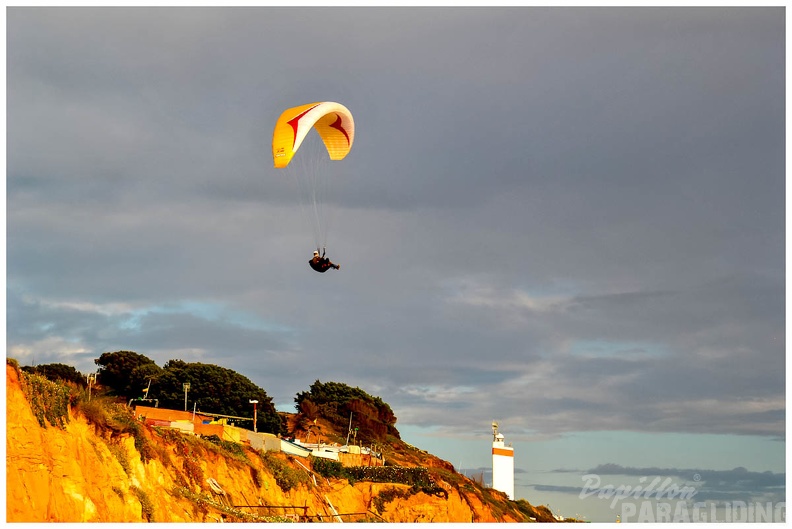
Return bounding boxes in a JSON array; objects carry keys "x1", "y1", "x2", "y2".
[{"x1": 309, "y1": 248, "x2": 340, "y2": 273}]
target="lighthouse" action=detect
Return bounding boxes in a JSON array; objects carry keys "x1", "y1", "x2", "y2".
[{"x1": 491, "y1": 421, "x2": 514, "y2": 500}]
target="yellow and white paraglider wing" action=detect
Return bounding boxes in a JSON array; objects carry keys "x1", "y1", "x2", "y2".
[{"x1": 272, "y1": 101, "x2": 355, "y2": 168}]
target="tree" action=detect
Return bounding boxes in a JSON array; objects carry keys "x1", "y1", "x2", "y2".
[
  {"x1": 295, "y1": 380, "x2": 399, "y2": 442},
  {"x1": 95, "y1": 351, "x2": 162, "y2": 397},
  {"x1": 92, "y1": 352, "x2": 282, "y2": 435},
  {"x1": 21, "y1": 363, "x2": 85, "y2": 386},
  {"x1": 130, "y1": 362, "x2": 163, "y2": 399},
  {"x1": 154, "y1": 361, "x2": 282, "y2": 435}
]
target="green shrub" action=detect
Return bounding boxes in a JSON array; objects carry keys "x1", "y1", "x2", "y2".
[
  {"x1": 165, "y1": 432, "x2": 206, "y2": 486},
  {"x1": 201, "y1": 434, "x2": 249, "y2": 462},
  {"x1": 110, "y1": 404, "x2": 156, "y2": 463},
  {"x1": 183, "y1": 456, "x2": 205, "y2": 486},
  {"x1": 372, "y1": 487, "x2": 413, "y2": 514},
  {"x1": 130, "y1": 486, "x2": 155, "y2": 522},
  {"x1": 77, "y1": 398, "x2": 110, "y2": 428},
  {"x1": 345, "y1": 466, "x2": 435, "y2": 488},
  {"x1": 260, "y1": 452, "x2": 309, "y2": 492},
  {"x1": 310, "y1": 456, "x2": 346, "y2": 479},
  {"x1": 250, "y1": 466, "x2": 264, "y2": 488},
  {"x1": 108, "y1": 442, "x2": 131, "y2": 475},
  {"x1": 75, "y1": 398, "x2": 156, "y2": 464},
  {"x1": 20, "y1": 372, "x2": 71, "y2": 429}
]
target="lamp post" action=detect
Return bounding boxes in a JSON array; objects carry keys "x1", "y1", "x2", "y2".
[
  {"x1": 87, "y1": 373, "x2": 97, "y2": 402},
  {"x1": 249, "y1": 400, "x2": 258, "y2": 433},
  {"x1": 183, "y1": 383, "x2": 190, "y2": 411}
]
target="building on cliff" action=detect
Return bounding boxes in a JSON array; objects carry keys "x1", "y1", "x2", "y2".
[
  {"x1": 134, "y1": 405, "x2": 283, "y2": 450},
  {"x1": 491, "y1": 421, "x2": 514, "y2": 500},
  {"x1": 132, "y1": 405, "x2": 383, "y2": 467}
]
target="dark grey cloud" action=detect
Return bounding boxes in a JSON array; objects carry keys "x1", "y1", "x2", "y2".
[{"x1": 7, "y1": 7, "x2": 784, "y2": 444}]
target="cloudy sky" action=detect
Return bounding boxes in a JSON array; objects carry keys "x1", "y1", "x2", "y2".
[{"x1": 6, "y1": 6, "x2": 785, "y2": 521}]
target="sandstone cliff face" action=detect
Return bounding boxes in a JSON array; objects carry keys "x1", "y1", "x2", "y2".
[{"x1": 6, "y1": 364, "x2": 542, "y2": 522}]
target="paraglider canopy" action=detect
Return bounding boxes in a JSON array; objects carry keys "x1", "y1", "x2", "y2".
[
  {"x1": 271, "y1": 101, "x2": 355, "y2": 256},
  {"x1": 272, "y1": 102, "x2": 355, "y2": 168}
]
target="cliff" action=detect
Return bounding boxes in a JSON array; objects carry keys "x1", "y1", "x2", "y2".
[{"x1": 6, "y1": 363, "x2": 559, "y2": 522}]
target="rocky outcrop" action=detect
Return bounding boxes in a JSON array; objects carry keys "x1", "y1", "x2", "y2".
[{"x1": 6, "y1": 364, "x2": 550, "y2": 522}]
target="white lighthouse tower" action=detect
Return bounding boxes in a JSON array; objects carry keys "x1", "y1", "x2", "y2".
[{"x1": 491, "y1": 421, "x2": 514, "y2": 500}]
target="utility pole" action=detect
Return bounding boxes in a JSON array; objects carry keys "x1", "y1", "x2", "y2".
[
  {"x1": 345, "y1": 412, "x2": 353, "y2": 446},
  {"x1": 183, "y1": 383, "x2": 190, "y2": 411},
  {"x1": 249, "y1": 400, "x2": 258, "y2": 433}
]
